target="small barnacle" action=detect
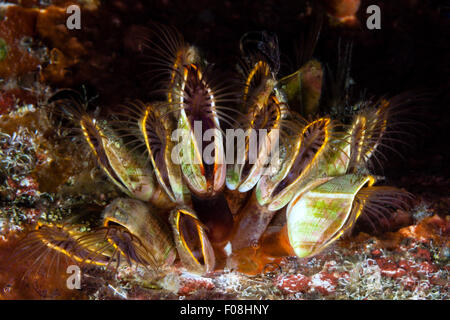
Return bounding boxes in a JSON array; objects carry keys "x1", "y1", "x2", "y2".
[
  {"x1": 239, "y1": 58, "x2": 275, "y2": 113},
  {"x1": 138, "y1": 101, "x2": 189, "y2": 204},
  {"x1": 344, "y1": 93, "x2": 422, "y2": 173},
  {"x1": 226, "y1": 42, "x2": 286, "y2": 195},
  {"x1": 226, "y1": 92, "x2": 293, "y2": 193},
  {"x1": 285, "y1": 174, "x2": 413, "y2": 258},
  {"x1": 285, "y1": 174, "x2": 376, "y2": 258},
  {"x1": 345, "y1": 99, "x2": 390, "y2": 172},
  {"x1": 169, "y1": 206, "x2": 215, "y2": 274},
  {"x1": 226, "y1": 96, "x2": 299, "y2": 250},
  {"x1": 80, "y1": 117, "x2": 158, "y2": 203},
  {"x1": 109, "y1": 100, "x2": 190, "y2": 203},
  {"x1": 257, "y1": 116, "x2": 337, "y2": 211},
  {"x1": 98, "y1": 198, "x2": 177, "y2": 269},
  {"x1": 146, "y1": 27, "x2": 232, "y2": 199},
  {"x1": 171, "y1": 63, "x2": 232, "y2": 198}
]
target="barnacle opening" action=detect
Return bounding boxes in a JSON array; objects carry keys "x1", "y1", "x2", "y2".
[
  {"x1": 140, "y1": 103, "x2": 183, "y2": 203},
  {"x1": 171, "y1": 208, "x2": 215, "y2": 273},
  {"x1": 173, "y1": 63, "x2": 226, "y2": 197},
  {"x1": 241, "y1": 96, "x2": 284, "y2": 177},
  {"x1": 273, "y1": 117, "x2": 331, "y2": 196},
  {"x1": 255, "y1": 116, "x2": 335, "y2": 211},
  {"x1": 241, "y1": 59, "x2": 273, "y2": 109},
  {"x1": 176, "y1": 210, "x2": 207, "y2": 265},
  {"x1": 346, "y1": 102, "x2": 389, "y2": 172},
  {"x1": 180, "y1": 65, "x2": 218, "y2": 130},
  {"x1": 79, "y1": 117, "x2": 129, "y2": 193}
]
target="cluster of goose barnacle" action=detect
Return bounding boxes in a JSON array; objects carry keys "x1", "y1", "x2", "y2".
[{"x1": 12, "y1": 26, "x2": 413, "y2": 277}]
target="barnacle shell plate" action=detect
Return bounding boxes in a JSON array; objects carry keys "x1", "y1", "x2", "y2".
[{"x1": 286, "y1": 174, "x2": 375, "y2": 258}]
